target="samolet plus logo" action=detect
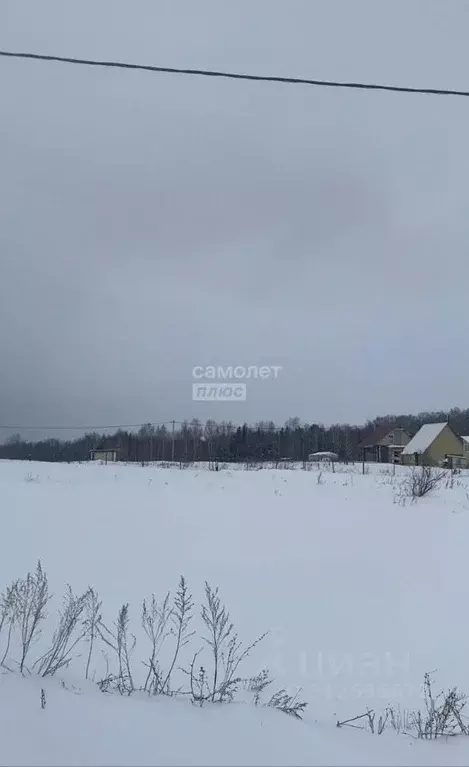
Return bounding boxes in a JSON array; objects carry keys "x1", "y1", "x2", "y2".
[{"x1": 192, "y1": 365, "x2": 281, "y2": 401}]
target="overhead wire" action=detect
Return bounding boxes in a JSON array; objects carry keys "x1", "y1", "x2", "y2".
[{"x1": 1, "y1": 49, "x2": 469, "y2": 98}]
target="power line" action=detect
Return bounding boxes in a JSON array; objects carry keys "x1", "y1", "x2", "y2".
[
  {"x1": 1, "y1": 49, "x2": 469, "y2": 98},
  {"x1": 0, "y1": 420, "x2": 184, "y2": 432}
]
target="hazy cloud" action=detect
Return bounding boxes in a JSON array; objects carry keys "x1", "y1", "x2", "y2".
[{"x1": 1, "y1": 0, "x2": 469, "y2": 440}]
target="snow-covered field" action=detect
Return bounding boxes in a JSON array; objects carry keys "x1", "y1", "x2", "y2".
[{"x1": 1, "y1": 459, "x2": 469, "y2": 765}]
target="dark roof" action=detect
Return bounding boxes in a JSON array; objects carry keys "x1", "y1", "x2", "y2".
[{"x1": 358, "y1": 425, "x2": 409, "y2": 448}]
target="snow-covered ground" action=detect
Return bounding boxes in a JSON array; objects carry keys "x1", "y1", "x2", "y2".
[{"x1": 1, "y1": 459, "x2": 469, "y2": 765}]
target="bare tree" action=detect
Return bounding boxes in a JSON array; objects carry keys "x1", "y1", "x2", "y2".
[{"x1": 190, "y1": 419, "x2": 203, "y2": 461}]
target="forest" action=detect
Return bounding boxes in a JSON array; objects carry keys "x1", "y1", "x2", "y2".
[{"x1": 2, "y1": 407, "x2": 469, "y2": 464}]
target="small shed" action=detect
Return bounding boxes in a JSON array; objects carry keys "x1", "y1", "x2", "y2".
[
  {"x1": 308, "y1": 451, "x2": 339, "y2": 462},
  {"x1": 90, "y1": 449, "x2": 119, "y2": 463}
]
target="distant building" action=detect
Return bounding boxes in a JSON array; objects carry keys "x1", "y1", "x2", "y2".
[
  {"x1": 357, "y1": 426, "x2": 411, "y2": 463},
  {"x1": 400, "y1": 423, "x2": 464, "y2": 467},
  {"x1": 90, "y1": 449, "x2": 119, "y2": 463},
  {"x1": 308, "y1": 451, "x2": 339, "y2": 462},
  {"x1": 462, "y1": 436, "x2": 469, "y2": 460}
]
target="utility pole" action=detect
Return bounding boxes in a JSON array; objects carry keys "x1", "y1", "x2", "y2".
[{"x1": 171, "y1": 420, "x2": 175, "y2": 462}]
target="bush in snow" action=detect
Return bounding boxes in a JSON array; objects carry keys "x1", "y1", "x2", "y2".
[
  {"x1": 141, "y1": 577, "x2": 195, "y2": 696},
  {"x1": 24, "y1": 473, "x2": 40, "y2": 483},
  {"x1": 97, "y1": 603, "x2": 136, "y2": 695},
  {"x1": 266, "y1": 688, "x2": 308, "y2": 720},
  {"x1": 159, "y1": 576, "x2": 195, "y2": 694},
  {"x1": 1, "y1": 561, "x2": 51, "y2": 673},
  {"x1": 413, "y1": 672, "x2": 468, "y2": 739},
  {"x1": 0, "y1": 580, "x2": 18, "y2": 669},
  {"x1": 337, "y1": 673, "x2": 468, "y2": 739},
  {"x1": 141, "y1": 591, "x2": 172, "y2": 694},
  {"x1": 0, "y1": 562, "x2": 307, "y2": 722},
  {"x1": 247, "y1": 669, "x2": 307, "y2": 720},
  {"x1": 34, "y1": 586, "x2": 90, "y2": 677},
  {"x1": 395, "y1": 466, "x2": 446, "y2": 504},
  {"x1": 409, "y1": 465, "x2": 446, "y2": 499},
  {"x1": 185, "y1": 581, "x2": 268, "y2": 704},
  {"x1": 83, "y1": 588, "x2": 103, "y2": 680}
]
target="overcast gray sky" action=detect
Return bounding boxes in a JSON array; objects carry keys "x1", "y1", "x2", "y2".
[{"x1": 1, "y1": 0, "x2": 469, "y2": 440}]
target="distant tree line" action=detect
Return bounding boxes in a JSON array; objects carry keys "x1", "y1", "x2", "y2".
[{"x1": 1, "y1": 407, "x2": 469, "y2": 464}]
